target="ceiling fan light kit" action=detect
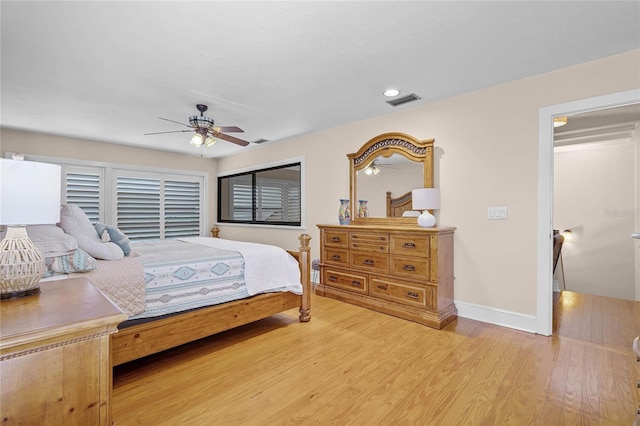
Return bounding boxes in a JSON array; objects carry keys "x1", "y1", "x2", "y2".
[
  {"x1": 190, "y1": 128, "x2": 216, "y2": 147},
  {"x1": 146, "y1": 104, "x2": 250, "y2": 149}
]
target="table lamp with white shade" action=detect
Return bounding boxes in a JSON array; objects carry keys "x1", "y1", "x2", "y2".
[
  {"x1": 411, "y1": 188, "x2": 440, "y2": 228},
  {"x1": 0, "y1": 158, "x2": 61, "y2": 300}
]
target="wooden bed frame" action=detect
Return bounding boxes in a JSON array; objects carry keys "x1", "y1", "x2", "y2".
[
  {"x1": 111, "y1": 232, "x2": 312, "y2": 366},
  {"x1": 386, "y1": 191, "x2": 414, "y2": 217}
]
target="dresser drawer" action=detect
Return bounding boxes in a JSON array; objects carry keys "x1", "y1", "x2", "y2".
[
  {"x1": 350, "y1": 232, "x2": 389, "y2": 253},
  {"x1": 350, "y1": 252, "x2": 389, "y2": 274},
  {"x1": 324, "y1": 230, "x2": 349, "y2": 248},
  {"x1": 390, "y1": 234, "x2": 430, "y2": 257},
  {"x1": 370, "y1": 276, "x2": 437, "y2": 310},
  {"x1": 391, "y1": 256, "x2": 430, "y2": 280},
  {"x1": 323, "y1": 247, "x2": 349, "y2": 267},
  {"x1": 323, "y1": 268, "x2": 368, "y2": 294}
]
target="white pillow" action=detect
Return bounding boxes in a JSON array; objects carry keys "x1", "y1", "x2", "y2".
[{"x1": 59, "y1": 204, "x2": 124, "y2": 260}]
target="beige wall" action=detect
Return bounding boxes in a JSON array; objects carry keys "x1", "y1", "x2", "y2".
[
  {"x1": 0, "y1": 130, "x2": 219, "y2": 227},
  {"x1": 554, "y1": 141, "x2": 636, "y2": 300},
  {"x1": 217, "y1": 49, "x2": 640, "y2": 317},
  {"x1": 1, "y1": 50, "x2": 638, "y2": 319},
  {"x1": 635, "y1": 127, "x2": 640, "y2": 300}
]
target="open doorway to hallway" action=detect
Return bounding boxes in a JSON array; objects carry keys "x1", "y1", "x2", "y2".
[
  {"x1": 553, "y1": 104, "x2": 640, "y2": 301},
  {"x1": 536, "y1": 89, "x2": 640, "y2": 336}
]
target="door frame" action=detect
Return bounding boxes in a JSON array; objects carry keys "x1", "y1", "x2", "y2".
[{"x1": 536, "y1": 89, "x2": 640, "y2": 335}]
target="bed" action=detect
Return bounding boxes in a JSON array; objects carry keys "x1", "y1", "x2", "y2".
[
  {"x1": 386, "y1": 191, "x2": 416, "y2": 217},
  {"x1": 108, "y1": 233, "x2": 311, "y2": 366},
  {"x1": 25, "y1": 205, "x2": 312, "y2": 366}
]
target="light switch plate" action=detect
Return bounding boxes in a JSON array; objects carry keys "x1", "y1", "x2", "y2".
[{"x1": 488, "y1": 207, "x2": 508, "y2": 220}]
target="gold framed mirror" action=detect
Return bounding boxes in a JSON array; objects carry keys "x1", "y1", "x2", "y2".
[{"x1": 348, "y1": 132, "x2": 434, "y2": 225}]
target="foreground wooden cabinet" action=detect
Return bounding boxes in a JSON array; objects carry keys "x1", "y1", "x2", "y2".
[
  {"x1": 316, "y1": 223, "x2": 457, "y2": 328},
  {"x1": 0, "y1": 278, "x2": 127, "y2": 425}
]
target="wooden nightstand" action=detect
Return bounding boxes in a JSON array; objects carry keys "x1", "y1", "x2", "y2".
[{"x1": 0, "y1": 277, "x2": 127, "y2": 425}]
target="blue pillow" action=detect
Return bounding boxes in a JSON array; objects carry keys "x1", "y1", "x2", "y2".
[{"x1": 95, "y1": 223, "x2": 131, "y2": 256}]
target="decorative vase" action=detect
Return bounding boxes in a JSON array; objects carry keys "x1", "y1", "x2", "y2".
[
  {"x1": 338, "y1": 199, "x2": 350, "y2": 225},
  {"x1": 357, "y1": 200, "x2": 368, "y2": 218}
]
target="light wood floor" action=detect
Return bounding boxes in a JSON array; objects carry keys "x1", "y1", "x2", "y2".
[{"x1": 113, "y1": 292, "x2": 640, "y2": 425}]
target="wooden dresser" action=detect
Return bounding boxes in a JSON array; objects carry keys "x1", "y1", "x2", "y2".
[
  {"x1": 0, "y1": 277, "x2": 127, "y2": 425},
  {"x1": 316, "y1": 223, "x2": 457, "y2": 329}
]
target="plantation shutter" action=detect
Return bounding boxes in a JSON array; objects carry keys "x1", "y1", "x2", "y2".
[
  {"x1": 164, "y1": 179, "x2": 201, "y2": 238},
  {"x1": 115, "y1": 176, "x2": 161, "y2": 240},
  {"x1": 286, "y1": 185, "x2": 301, "y2": 222},
  {"x1": 231, "y1": 176, "x2": 253, "y2": 221},
  {"x1": 63, "y1": 167, "x2": 103, "y2": 224},
  {"x1": 257, "y1": 179, "x2": 284, "y2": 222}
]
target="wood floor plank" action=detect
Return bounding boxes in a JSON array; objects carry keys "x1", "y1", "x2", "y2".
[{"x1": 112, "y1": 292, "x2": 640, "y2": 425}]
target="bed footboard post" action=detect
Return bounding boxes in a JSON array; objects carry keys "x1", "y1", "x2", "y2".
[{"x1": 298, "y1": 233, "x2": 312, "y2": 322}]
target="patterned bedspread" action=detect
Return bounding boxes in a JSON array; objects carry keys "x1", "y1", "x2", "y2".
[{"x1": 128, "y1": 239, "x2": 249, "y2": 320}]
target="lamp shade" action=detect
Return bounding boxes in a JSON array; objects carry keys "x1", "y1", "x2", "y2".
[
  {"x1": 0, "y1": 159, "x2": 62, "y2": 225},
  {"x1": 411, "y1": 188, "x2": 440, "y2": 211}
]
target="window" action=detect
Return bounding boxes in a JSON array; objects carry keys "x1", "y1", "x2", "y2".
[
  {"x1": 23, "y1": 155, "x2": 207, "y2": 241},
  {"x1": 114, "y1": 175, "x2": 161, "y2": 240},
  {"x1": 111, "y1": 171, "x2": 204, "y2": 240},
  {"x1": 218, "y1": 162, "x2": 301, "y2": 226},
  {"x1": 63, "y1": 166, "x2": 103, "y2": 224}
]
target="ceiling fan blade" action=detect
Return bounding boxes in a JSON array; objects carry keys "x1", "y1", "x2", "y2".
[
  {"x1": 214, "y1": 126, "x2": 244, "y2": 133},
  {"x1": 159, "y1": 117, "x2": 192, "y2": 127},
  {"x1": 144, "y1": 129, "x2": 194, "y2": 135},
  {"x1": 211, "y1": 131, "x2": 250, "y2": 147}
]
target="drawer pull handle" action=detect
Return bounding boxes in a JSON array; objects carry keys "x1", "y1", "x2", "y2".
[
  {"x1": 363, "y1": 259, "x2": 375, "y2": 266},
  {"x1": 637, "y1": 379, "x2": 640, "y2": 389},
  {"x1": 328, "y1": 275, "x2": 338, "y2": 282},
  {"x1": 377, "y1": 284, "x2": 388, "y2": 291},
  {"x1": 403, "y1": 242, "x2": 416, "y2": 249},
  {"x1": 351, "y1": 280, "x2": 362, "y2": 287},
  {"x1": 332, "y1": 254, "x2": 341, "y2": 260},
  {"x1": 331, "y1": 237, "x2": 341, "y2": 242},
  {"x1": 406, "y1": 291, "x2": 419, "y2": 300},
  {"x1": 403, "y1": 264, "x2": 416, "y2": 271}
]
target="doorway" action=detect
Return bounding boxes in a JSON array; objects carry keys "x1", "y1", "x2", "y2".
[
  {"x1": 536, "y1": 89, "x2": 640, "y2": 336},
  {"x1": 553, "y1": 104, "x2": 639, "y2": 300}
]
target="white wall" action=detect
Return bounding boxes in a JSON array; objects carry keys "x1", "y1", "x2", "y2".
[{"x1": 554, "y1": 140, "x2": 636, "y2": 300}]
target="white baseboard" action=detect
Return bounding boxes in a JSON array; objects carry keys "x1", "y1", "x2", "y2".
[{"x1": 455, "y1": 300, "x2": 538, "y2": 334}]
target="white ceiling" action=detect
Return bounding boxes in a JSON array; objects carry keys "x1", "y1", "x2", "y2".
[{"x1": 1, "y1": 1, "x2": 639, "y2": 158}]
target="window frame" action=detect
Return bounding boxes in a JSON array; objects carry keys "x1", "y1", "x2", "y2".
[{"x1": 217, "y1": 157, "x2": 305, "y2": 229}]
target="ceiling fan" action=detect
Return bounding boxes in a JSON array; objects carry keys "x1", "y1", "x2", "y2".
[
  {"x1": 145, "y1": 104, "x2": 250, "y2": 147},
  {"x1": 363, "y1": 160, "x2": 399, "y2": 175}
]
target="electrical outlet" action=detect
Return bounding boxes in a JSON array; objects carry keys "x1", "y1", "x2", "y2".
[{"x1": 488, "y1": 207, "x2": 508, "y2": 220}]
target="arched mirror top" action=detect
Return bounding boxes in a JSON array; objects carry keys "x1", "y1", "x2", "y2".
[
  {"x1": 348, "y1": 132, "x2": 435, "y2": 225},
  {"x1": 348, "y1": 132, "x2": 434, "y2": 175}
]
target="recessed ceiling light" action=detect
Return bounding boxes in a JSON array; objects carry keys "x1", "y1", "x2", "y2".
[{"x1": 383, "y1": 89, "x2": 400, "y2": 97}]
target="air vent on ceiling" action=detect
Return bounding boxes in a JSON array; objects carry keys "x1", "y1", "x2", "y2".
[
  {"x1": 386, "y1": 93, "x2": 421, "y2": 107},
  {"x1": 252, "y1": 138, "x2": 269, "y2": 144}
]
